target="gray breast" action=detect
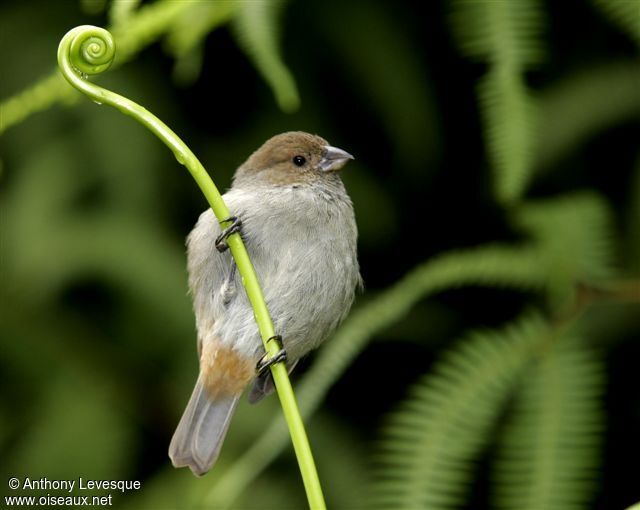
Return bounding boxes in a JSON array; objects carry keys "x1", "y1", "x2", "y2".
[{"x1": 222, "y1": 183, "x2": 361, "y2": 360}]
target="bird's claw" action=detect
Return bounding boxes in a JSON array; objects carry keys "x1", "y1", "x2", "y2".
[
  {"x1": 256, "y1": 342, "x2": 288, "y2": 375},
  {"x1": 215, "y1": 216, "x2": 242, "y2": 252}
]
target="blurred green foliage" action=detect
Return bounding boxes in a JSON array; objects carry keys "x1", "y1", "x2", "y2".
[{"x1": 1, "y1": 1, "x2": 639, "y2": 509}]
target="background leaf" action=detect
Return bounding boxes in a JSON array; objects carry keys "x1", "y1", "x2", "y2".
[
  {"x1": 592, "y1": 0, "x2": 640, "y2": 46},
  {"x1": 492, "y1": 336, "x2": 605, "y2": 510},
  {"x1": 450, "y1": 0, "x2": 544, "y2": 204},
  {"x1": 231, "y1": 0, "x2": 300, "y2": 112},
  {"x1": 369, "y1": 313, "x2": 547, "y2": 509}
]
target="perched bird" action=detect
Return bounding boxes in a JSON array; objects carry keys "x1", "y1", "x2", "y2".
[{"x1": 169, "y1": 131, "x2": 361, "y2": 476}]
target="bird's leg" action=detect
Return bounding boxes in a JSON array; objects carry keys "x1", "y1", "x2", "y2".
[
  {"x1": 256, "y1": 336, "x2": 288, "y2": 375},
  {"x1": 215, "y1": 216, "x2": 242, "y2": 252},
  {"x1": 221, "y1": 263, "x2": 237, "y2": 306}
]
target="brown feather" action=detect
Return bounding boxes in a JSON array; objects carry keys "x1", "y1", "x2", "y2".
[{"x1": 200, "y1": 340, "x2": 255, "y2": 399}]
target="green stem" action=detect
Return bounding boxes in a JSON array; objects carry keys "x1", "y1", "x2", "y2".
[{"x1": 57, "y1": 25, "x2": 325, "y2": 510}]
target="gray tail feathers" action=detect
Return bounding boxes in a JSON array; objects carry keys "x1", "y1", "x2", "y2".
[{"x1": 168, "y1": 377, "x2": 240, "y2": 476}]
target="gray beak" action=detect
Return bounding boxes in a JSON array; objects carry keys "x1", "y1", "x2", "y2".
[{"x1": 319, "y1": 145, "x2": 354, "y2": 172}]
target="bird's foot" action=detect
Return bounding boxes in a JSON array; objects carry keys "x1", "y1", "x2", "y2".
[
  {"x1": 215, "y1": 216, "x2": 242, "y2": 252},
  {"x1": 256, "y1": 341, "x2": 288, "y2": 375}
]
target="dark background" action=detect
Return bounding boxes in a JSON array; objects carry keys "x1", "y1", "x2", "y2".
[{"x1": 1, "y1": 0, "x2": 638, "y2": 508}]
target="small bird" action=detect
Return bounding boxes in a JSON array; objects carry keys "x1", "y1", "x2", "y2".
[{"x1": 169, "y1": 131, "x2": 361, "y2": 476}]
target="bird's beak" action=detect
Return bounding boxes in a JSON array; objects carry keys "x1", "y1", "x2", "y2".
[{"x1": 319, "y1": 145, "x2": 354, "y2": 172}]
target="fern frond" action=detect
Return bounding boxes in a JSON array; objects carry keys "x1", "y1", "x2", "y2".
[
  {"x1": 492, "y1": 340, "x2": 604, "y2": 510},
  {"x1": 450, "y1": 0, "x2": 544, "y2": 66},
  {"x1": 593, "y1": 0, "x2": 640, "y2": 46},
  {"x1": 164, "y1": 1, "x2": 240, "y2": 85},
  {"x1": 369, "y1": 313, "x2": 548, "y2": 509},
  {"x1": 206, "y1": 248, "x2": 547, "y2": 507},
  {"x1": 478, "y1": 70, "x2": 537, "y2": 205},
  {"x1": 231, "y1": 0, "x2": 300, "y2": 112},
  {"x1": 109, "y1": 0, "x2": 195, "y2": 64},
  {"x1": 164, "y1": 2, "x2": 239, "y2": 57},
  {"x1": 0, "y1": 74, "x2": 75, "y2": 136},
  {"x1": 536, "y1": 59, "x2": 640, "y2": 170},
  {"x1": 450, "y1": 0, "x2": 544, "y2": 205},
  {"x1": 516, "y1": 192, "x2": 617, "y2": 300},
  {"x1": 109, "y1": 0, "x2": 142, "y2": 26},
  {"x1": 0, "y1": 0, "x2": 190, "y2": 135}
]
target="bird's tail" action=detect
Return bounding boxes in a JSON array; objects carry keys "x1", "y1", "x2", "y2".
[{"x1": 168, "y1": 377, "x2": 240, "y2": 476}]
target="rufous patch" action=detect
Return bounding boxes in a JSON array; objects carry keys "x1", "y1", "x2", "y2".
[{"x1": 200, "y1": 340, "x2": 255, "y2": 400}]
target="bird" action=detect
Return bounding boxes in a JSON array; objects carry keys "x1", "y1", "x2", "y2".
[{"x1": 169, "y1": 131, "x2": 362, "y2": 476}]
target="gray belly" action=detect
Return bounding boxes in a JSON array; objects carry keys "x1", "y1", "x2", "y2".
[
  {"x1": 246, "y1": 228, "x2": 358, "y2": 360},
  {"x1": 211, "y1": 185, "x2": 360, "y2": 361}
]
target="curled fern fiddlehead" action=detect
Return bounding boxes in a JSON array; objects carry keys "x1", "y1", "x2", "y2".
[
  {"x1": 58, "y1": 26, "x2": 116, "y2": 103},
  {"x1": 69, "y1": 26, "x2": 115, "y2": 75}
]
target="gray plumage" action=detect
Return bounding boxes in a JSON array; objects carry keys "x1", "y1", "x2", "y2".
[{"x1": 169, "y1": 132, "x2": 361, "y2": 475}]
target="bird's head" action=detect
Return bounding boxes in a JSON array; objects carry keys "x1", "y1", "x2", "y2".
[{"x1": 233, "y1": 131, "x2": 354, "y2": 187}]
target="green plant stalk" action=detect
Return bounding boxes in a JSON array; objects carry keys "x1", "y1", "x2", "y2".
[{"x1": 57, "y1": 25, "x2": 325, "y2": 510}]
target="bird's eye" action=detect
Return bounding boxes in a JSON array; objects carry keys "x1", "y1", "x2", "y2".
[{"x1": 292, "y1": 155, "x2": 306, "y2": 167}]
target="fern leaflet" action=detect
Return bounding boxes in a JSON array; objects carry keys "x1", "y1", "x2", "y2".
[
  {"x1": 492, "y1": 338, "x2": 604, "y2": 510},
  {"x1": 450, "y1": 0, "x2": 544, "y2": 204},
  {"x1": 231, "y1": 0, "x2": 300, "y2": 112},
  {"x1": 593, "y1": 0, "x2": 640, "y2": 46},
  {"x1": 369, "y1": 313, "x2": 549, "y2": 509},
  {"x1": 515, "y1": 192, "x2": 617, "y2": 303}
]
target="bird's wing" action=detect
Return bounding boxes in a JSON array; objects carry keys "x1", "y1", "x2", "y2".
[{"x1": 187, "y1": 207, "x2": 238, "y2": 355}]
